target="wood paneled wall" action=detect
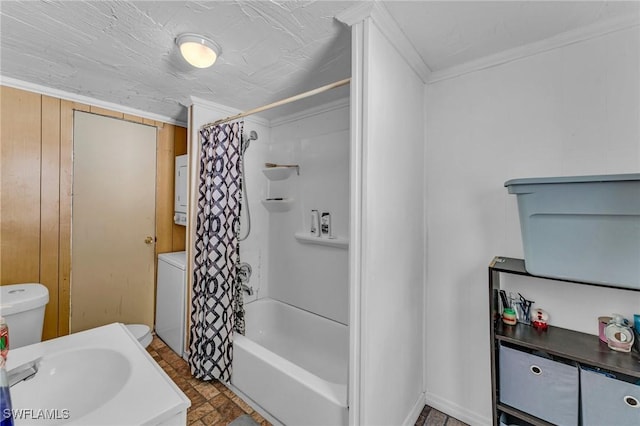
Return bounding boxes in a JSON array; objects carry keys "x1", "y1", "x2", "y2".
[{"x1": 0, "y1": 86, "x2": 187, "y2": 340}]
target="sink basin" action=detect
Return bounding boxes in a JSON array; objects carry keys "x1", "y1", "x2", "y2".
[
  {"x1": 5, "y1": 323, "x2": 189, "y2": 425},
  {"x1": 11, "y1": 348, "x2": 131, "y2": 425}
]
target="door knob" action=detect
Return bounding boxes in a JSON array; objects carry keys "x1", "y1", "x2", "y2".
[{"x1": 145, "y1": 236, "x2": 154, "y2": 244}]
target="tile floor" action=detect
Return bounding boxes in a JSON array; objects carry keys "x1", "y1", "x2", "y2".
[
  {"x1": 146, "y1": 336, "x2": 270, "y2": 425},
  {"x1": 147, "y1": 335, "x2": 466, "y2": 426},
  {"x1": 415, "y1": 405, "x2": 469, "y2": 426}
]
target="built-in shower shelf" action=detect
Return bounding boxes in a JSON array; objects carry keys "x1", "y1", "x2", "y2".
[
  {"x1": 262, "y1": 166, "x2": 298, "y2": 181},
  {"x1": 294, "y1": 232, "x2": 349, "y2": 249},
  {"x1": 261, "y1": 198, "x2": 293, "y2": 212}
]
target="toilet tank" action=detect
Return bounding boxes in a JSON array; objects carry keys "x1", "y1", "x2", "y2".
[{"x1": 0, "y1": 283, "x2": 49, "y2": 349}]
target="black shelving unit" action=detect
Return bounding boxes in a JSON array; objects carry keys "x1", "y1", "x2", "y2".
[{"x1": 489, "y1": 256, "x2": 640, "y2": 426}]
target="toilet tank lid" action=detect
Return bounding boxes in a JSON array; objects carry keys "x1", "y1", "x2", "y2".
[{"x1": 1, "y1": 283, "x2": 49, "y2": 316}]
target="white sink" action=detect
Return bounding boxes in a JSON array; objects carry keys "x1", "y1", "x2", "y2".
[
  {"x1": 11, "y1": 349, "x2": 131, "y2": 425},
  {"x1": 6, "y1": 323, "x2": 190, "y2": 425}
]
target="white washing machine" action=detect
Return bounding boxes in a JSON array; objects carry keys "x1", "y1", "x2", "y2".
[{"x1": 156, "y1": 251, "x2": 187, "y2": 357}]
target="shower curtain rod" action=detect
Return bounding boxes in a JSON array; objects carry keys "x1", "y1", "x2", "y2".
[{"x1": 201, "y1": 77, "x2": 351, "y2": 129}]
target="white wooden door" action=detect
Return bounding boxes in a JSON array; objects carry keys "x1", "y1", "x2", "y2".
[{"x1": 71, "y1": 112, "x2": 156, "y2": 332}]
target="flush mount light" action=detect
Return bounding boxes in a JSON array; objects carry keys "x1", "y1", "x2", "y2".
[{"x1": 176, "y1": 33, "x2": 221, "y2": 68}]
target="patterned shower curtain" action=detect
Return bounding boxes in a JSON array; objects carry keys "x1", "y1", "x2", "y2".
[{"x1": 189, "y1": 120, "x2": 246, "y2": 382}]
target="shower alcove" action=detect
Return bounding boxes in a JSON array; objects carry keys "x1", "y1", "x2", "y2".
[
  {"x1": 185, "y1": 3, "x2": 426, "y2": 425},
  {"x1": 188, "y1": 92, "x2": 350, "y2": 425}
]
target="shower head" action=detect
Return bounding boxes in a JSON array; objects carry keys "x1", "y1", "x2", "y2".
[{"x1": 242, "y1": 130, "x2": 258, "y2": 154}]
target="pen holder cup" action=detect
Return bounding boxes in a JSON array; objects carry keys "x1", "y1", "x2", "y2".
[{"x1": 515, "y1": 303, "x2": 530, "y2": 325}]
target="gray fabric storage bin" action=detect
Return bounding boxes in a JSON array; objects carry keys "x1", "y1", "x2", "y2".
[
  {"x1": 499, "y1": 344, "x2": 578, "y2": 425},
  {"x1": 499, "y1": 413, "x2": 532, "y2": 426},
  {"x1": 581, "y1": 367, "x2": 640, "y2": 426}
]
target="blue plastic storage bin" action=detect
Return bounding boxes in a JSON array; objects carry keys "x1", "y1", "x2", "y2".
[{"x1": 505, "y1": 173, "x2": 640, "y2": 289}]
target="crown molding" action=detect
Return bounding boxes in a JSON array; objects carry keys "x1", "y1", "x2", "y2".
[
  {"x1": 269, "y1": 97, "x2": 350, "y2": 128},
  {"x1": 427, "y1": 14, "x2": 640, "y2": 84},
  {"x1": 0, "y1": 75, "x2": 186, "y2": 126},
  {"x1": 188, "y1": 96, "x2": 271, "y2": 127},
  {"x1": 336, "y1": 1, "x2": 431, "y2": 83},
  {"x1": 335, "y1": 1, "x2": 376, "y2": 26}
]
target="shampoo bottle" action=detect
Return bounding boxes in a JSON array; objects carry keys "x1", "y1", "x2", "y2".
[
  {"x1": 310, "y1": 210, "x2": 321, "y2": 237},
  {"x1": 321, "y1": 212, "x2": 333, "y2": 238}
]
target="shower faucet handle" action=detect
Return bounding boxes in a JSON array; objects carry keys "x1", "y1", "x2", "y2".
[
  {"x1": 237, "y1": 262, "x2": 252, "y2": 283},
  {"x1": 237, "y1": 262, "x2": 253, "y2": 296}
]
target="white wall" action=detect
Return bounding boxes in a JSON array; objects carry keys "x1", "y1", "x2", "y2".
[
  {"x1": 424, "y1": 26, "x2": 640, "y2": 424},
  {"x1": 267, "y1": 101, "x2": 350, "y2": 324},
  {"x1": 356, "y1": 19, "x2": 426, "y2": 426}
]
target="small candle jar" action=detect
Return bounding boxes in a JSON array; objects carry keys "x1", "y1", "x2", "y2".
[{"x1": 502, "y1": 308, "x2": 517, "y2": 326}]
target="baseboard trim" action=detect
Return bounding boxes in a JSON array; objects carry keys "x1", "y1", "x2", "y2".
[
  {"x1": 403, "y1": 392, "x2": 427, "y2": 426},
  {"x1": 425, "y1": 391, "x2": 491, "y2": 426}
]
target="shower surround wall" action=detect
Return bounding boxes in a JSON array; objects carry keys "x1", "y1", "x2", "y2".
[
  {"x1": 266, "y1": 100, "x2": 350, "y2": 325},
  {"x1": 188, "y1": 96, "x2": 349, "y2": 334}
]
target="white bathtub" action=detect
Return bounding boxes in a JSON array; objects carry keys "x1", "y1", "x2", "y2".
[{"x1": 231, "y1": 298, "x2": 348, "y2": 425}]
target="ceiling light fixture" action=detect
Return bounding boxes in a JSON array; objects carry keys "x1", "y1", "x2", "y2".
[{"x1": 176, "y1": 33, "x2": 221, "y2": 69}]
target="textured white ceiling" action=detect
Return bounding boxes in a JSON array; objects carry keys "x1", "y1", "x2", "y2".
[
  {"x1": 0, "y1": 0, "x2": 355, "y2": 123},
  {"x1": 385, "y1": 1, "x2": 640, "y2": 72},
  {"x1": 1, "y1": 1, "x2": 638, "y2": 124}
]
